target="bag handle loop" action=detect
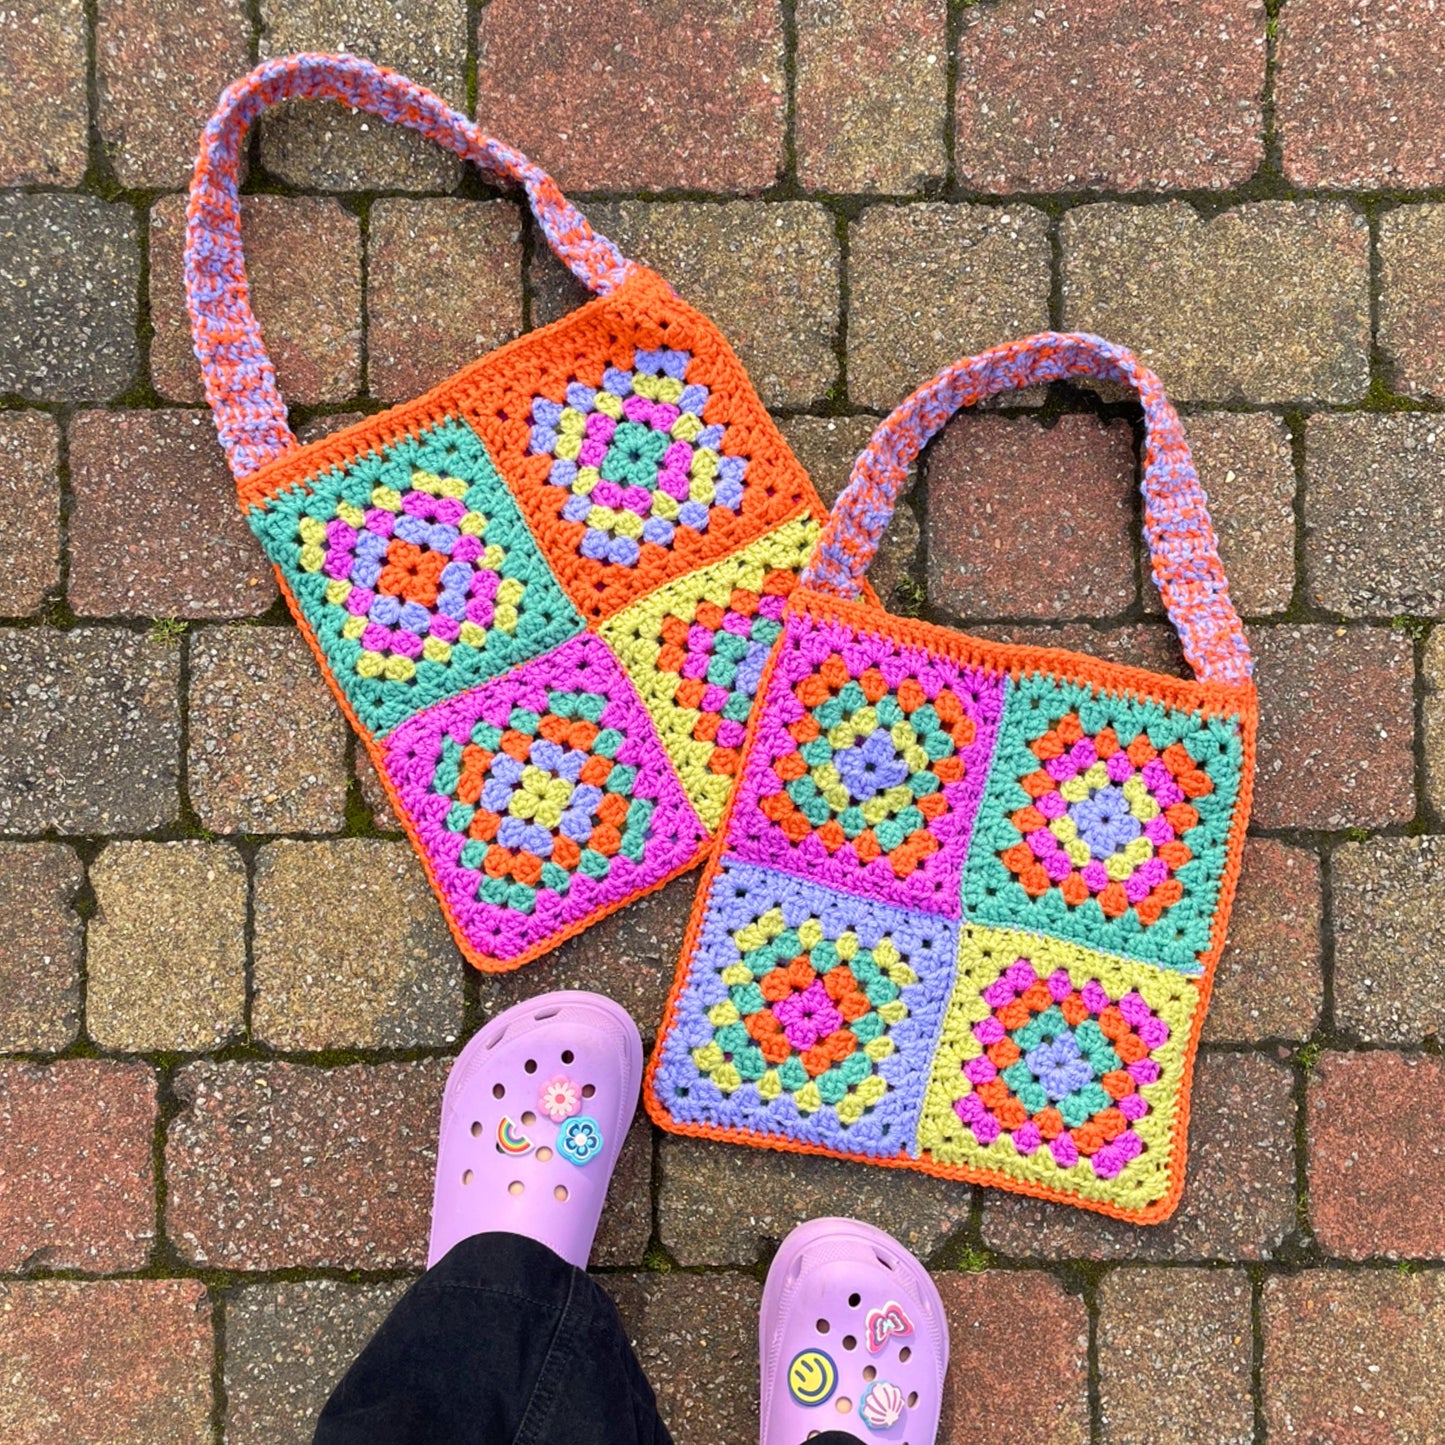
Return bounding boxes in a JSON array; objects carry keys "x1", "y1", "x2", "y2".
[
  {"x1": 185, "y1": 54, "x2": 640, "y2": 482},
  {"x1": 800, "y1": 331, "x2": 1252, "y2": 687}
]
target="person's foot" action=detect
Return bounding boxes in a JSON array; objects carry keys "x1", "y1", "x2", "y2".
[
  {"x1": 428, "y1": 991, "x2": 642, "y2": 1269},
  {"x1": 759, "y1": 1219, "x2": 949, "y2": 1444}
]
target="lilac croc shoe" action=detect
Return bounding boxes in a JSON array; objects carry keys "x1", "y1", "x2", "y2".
[
  {"x1": 760, "y1": 1218, "x2": 949, "y2": 1445},
  {"x1": 427, "y1": 991, "x2": 642, "y2": 1270}
]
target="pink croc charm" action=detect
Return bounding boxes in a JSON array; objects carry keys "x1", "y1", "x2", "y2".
[
  {"x1": 760, "y1": 1218, "x2": 948, "y2": 1445},
  {"x1": 428, "y1": 991, "x2": 641, "y2": 1270},
  {"x1": 539, "y1": 1074, "x2": 581, "y2": 1123}
]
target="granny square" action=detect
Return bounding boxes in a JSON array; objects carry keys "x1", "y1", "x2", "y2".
[
  {"x1": 961, "y1": 672, "x2": 1245, "y2": 971},
  {"x1": 248, "y1": 418, "x2": 583, "y2": 737},
  {"x1": 383, "y1": 632, "x2": 708, "y2": 962},
  {"x1": 726, "y1": 609, "x2": 1006, "y2": 915},
  {"x1": 600, "y1": 514, "x2": 820, "y2": 832},
  {"x1": 916, "y1": 924, "x2": 1199, "y2": 1212},
  {"x1": 651, "y1": 857, "x2": 959, "y2": 1157}
]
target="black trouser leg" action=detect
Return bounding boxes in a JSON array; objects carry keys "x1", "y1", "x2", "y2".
[
  {"x1": 314, "y1": 1232, "x2": 671, "y2": 1445},
  {"x1": 314, "y1": 1230, "x2": 866, "y2": 1445}
]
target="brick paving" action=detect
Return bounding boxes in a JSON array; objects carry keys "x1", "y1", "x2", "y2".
[{"x1": 0, "y1": 2, "x2": 1442, "y2": 1438}]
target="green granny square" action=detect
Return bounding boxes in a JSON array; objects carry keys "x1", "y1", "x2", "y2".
[{"x1": 249, "y1": 418, "x2": 583, "y2": 738}]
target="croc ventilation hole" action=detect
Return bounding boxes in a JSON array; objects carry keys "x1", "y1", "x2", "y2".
[
  {"x1": 907, "y1": 1392, "x2": 919, "y2": 1408},
  {"x1": 471, "y1": 1121, "x2": 483, "y2": 1137},
  {"x1": 554, "y1": 1185, "x2": 569, "y2": 1202},
  {"x1": 462, "y1": 1169, "x2": 474, "y2": 1185},
  {"x1": 581, "y1": 1084, "x2": 596, "y2": 1099},
  {"x1": 842, "y1": 1335, "x2": 857, "y2": 1352},
  {"x1": 521, "y1": 1111, "x2": 537, "y2": 1126},
  {"x1": 862, "y1": 1366, "x2": 876, "y2": 1382},
  {"x1": 898, "y1": 1347, "x2": 911, "y2": 1363},
  {"x1": 524, "y1": 1059, "x2": 538, "y2": 1074},
  {"x1": 561, "y1": 1049, "x2": 575, "y2": 1064},
  {"x1": 815, "y1": 1318, "x2": 830, "y2": 1335},
  {"x1": 848, "y1": 1292, "x2": 861, "y2": 1307},
  {"x1": 492, "y1": 1083, "x2": 505, "y2": 1099},
  {"x1": 536, "y1": 1147, "x2": 554, "y2": 1162},
  {"x1": 508, "y1": 1181, "x2": 525, "y2": 1196},
  {"x1": 835, "y1": 1397, "x2": 852, "y2": 1414}
]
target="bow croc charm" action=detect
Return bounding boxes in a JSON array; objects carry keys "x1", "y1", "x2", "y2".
[{"x1": 187, "y1": 55, "x2": 844, "y2": 976}]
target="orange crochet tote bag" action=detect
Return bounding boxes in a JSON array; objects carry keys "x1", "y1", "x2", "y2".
[
  {"x1": 185, "y1": 55, "x2": 837, "y2": 973},
  {"x1": 646, "y1": 333, "x2": 1257, "y2": 1223}
]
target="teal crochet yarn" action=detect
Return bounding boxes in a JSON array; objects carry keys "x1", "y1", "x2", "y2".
[
  {"x1": 960, "y1": 673, "x2": 1244, "y2": 972},
  {"x1": 249, "y1": 419, "x2": 583, "y2": 738}
]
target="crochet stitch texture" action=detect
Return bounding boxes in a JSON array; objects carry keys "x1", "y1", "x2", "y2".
[
  {"x1": 648, "y1": 333, "x2": 1258, "y2": 1224},
  {"x1": 185, "y1": 56, "x2": 833, "y2": 972}
]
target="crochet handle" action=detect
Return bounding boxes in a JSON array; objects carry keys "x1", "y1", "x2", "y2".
[
  {"x1": 185, "y1": 54, "x2": 640, "y2": 481},
  {"x1": 801, "y1": 332, "x2": 1252, "y2": 687}
]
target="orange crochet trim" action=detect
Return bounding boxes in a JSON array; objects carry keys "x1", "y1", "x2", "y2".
[{"x1": 644, "y1": 586, "x2": 1257, "y2": 1224}]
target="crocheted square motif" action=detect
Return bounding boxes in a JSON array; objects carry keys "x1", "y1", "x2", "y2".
[
  {"x1": 527, "y1": 347, "x2": 749, "y2": 568},
  {"x1": 599, "y1": 515, "x2": 820, "y2": 831},
  {"x1": 249, "y1": 418, "x2": 583, "y2": 737},
  {"x1": 652, "y1": 858, "x2": 958, "y2": 1157},
  {"x1": 460, "y1": 291, "x2": 814, "y2": 625},
  {"x1": 961, "y1": 674, "x2": 1245, "y2": 972},
  {"x1": 917, "y1": 925, "x2": 1199, "y2": 1210},
  {"x1": 383, "y1": 632, "x2": 707, "y2": 962},
  {"x1": 727, "y1": 611, "x2": 1006, "y2": 915}
]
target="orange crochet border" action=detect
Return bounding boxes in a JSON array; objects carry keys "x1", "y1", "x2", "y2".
[
  {"x1": 237, "y1": 267, "x2": 842, "y2": 973},
  {"x1": 643, "y1": 588, "x2": 1258, "y2": 1224}
]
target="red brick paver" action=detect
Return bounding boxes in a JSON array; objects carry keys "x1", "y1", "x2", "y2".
[
  {"x1": 0, "y1": 0, "x2": 87, "y2": 185},
  {"x1": 957, "y1": 0, "x2": 1266, "y2": 192},
  {"x1": 0, "y1": 1280, "x2": 212, "y2": 1445},
  {"x1": 935, "y1": 1271, "x2": 1090, "y2": 1445},
  {"x1": 477, "y1": 0, "x2": 785, "y2": 192},
  {"x1": 0, "y1": 411, "x2": 61, "y2": 617},
  {"x1": 1308, "y1": 1051, "x2": 1445, "y2": 1261},
  {"x1": 927, "y1": 413, "x2": 1137, "y2": 621},
  {"x1": 0, "y1": 1060, "x2": 156, "y2": 1273},
  {"x1": 1264, "y1": 1271, "x2": 1445, "y2": 1442}
]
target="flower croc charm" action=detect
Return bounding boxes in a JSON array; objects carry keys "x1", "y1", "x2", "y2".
[
  {"x1": 185, "y1": 55, "x2": 840, "y2": 972},
  {"x1": 428, "y1": 990, "x2": 642, "y2": 1269},
  {"x1": 646, "y1": 333, "x2": 1258, "y2": 1224}
]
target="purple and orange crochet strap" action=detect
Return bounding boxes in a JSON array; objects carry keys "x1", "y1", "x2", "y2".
[
  {"x1": 185, "y1": 54, "x2": 836, "y2": 971},
  {"x1": 646, "y1": 332, "x2": 1258, "y2": 1224}
]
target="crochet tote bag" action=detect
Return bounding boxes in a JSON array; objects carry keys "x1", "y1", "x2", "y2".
[
  {"x1": 646, "y1": 333, "x2": 1258, "y2": 1223},
  {"x1": 186, "y1": 56, "x2": 839, "y2": 972}
]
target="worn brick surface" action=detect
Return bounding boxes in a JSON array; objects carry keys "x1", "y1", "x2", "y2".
[
  {"x1": 475, "y1": 869, "x2": 696, "y2": 1039},
  {"x1": 935, "y1": 1271, "x2": 1090, "y2": 1445},
  {"x1": 189, "y1": 626, "x2": 350, "y2": 835},
  {"x1": 1265, "y1": 1271, "x2": 1445, "y2": 1442},
  {"x1": 849, "y1": 204, "x2": 1052, "y2": 411},
  {"x1": 0, "y1": 411, "x2": 61, "y2": 616},
  {"x1": 959, "y1": 0, "x2": 1264, "y2": 191},
  {"x1": 225, "y1": 1280, "x2": 411, "y2": 1445},
  {"x1": 0, "y1": 0, "x2": 87, "y2": 185},
  {"x1": 68, "y1": 410, "x2": 277, "y2": 618},
  {"x1": 149, "y1": 192, "x2": 363, "y2": 406},
  {"x1": 0, "y1": 194, "x2": 139, "y2": 402},
  {"x1": 0, "y1": 1280, "x2": 212, "y2": 1445},
  {"x1": 795, "y1": 0, "x2": 947, "y2": 192},
  {"x1": 478, "y1": 0, "x2": 785, "y2": 192},
  {"x1": 1205, "y1": 838, "x2": 1323, "y2": 1044},
  {"x1": 776, "y1": 414, "x2": 920, "y2": 602},
  {"x1": 253, "y1": 840, "x2": 464, "y2": 1052},
  {"x1": 927, "y1": 413, "x2": 1137, "y2": 620},
  {"x1": 590, "y1": 1109, "x2": 654, "y2": 1270},
  {"x1": 0, "y1": 1060, "x2": 155, "y2": 1273},
  {"x1": 1251, "y1": 624, "x2": 1416, "y2": 831},
  {"x1": 256, "y1": 0, "x2": 467, "y2": 190},
  {"x1": 1175, "y1": 412, "x2": 1297, "y2": 616},
  {"x1": 1427, "y1": 628, "x2": 1445, "y2": 819},
  {"x1": 1277, "y1": 0, "x2": 1445, "y2": 188},
  {"x1": 1309, "y1": 1051, "x2": 1445, "y2": 1261},
  {"x1": 367, "y1": 200, "x2": 524, "y2": 403},
  {"x1": 1306, "y1": 414, "x2": 1445, "y2": 617},
  {"x1": 657, "y1": 1134, "x2": 971, "y2": 1266},
  {"x1": 87, "y1": 841, "x2": 247, "y2": 1052},
  {"x1": 0, "y1": 627, "x2": 181, "y2": 834},
  {"x1": 96, "y1": 0, "x2": 250, "y2": 187},
  {"x1": 355, "y1": 748, "x2": 401, "y2": 830},
  {"x1": 535, "y1": 202, "x2": 839, "y2": 409},
  {"x1": 0, "y1": 844, "x2": 82, "y2": 1052},
  {"x1": 605, "y1": 1273, "x2": 762, "y2": 1445},
  {"x1": 982, "y1": 1051, "x2": 1296, "y2": 1260},
  {"x1": 1381, "y1": 205, "x2": 1445, "y2": 401},
  {"x1": 1062, "y1": 202, "x2": 1371, "y2": 404},
  {"x1": 166, "y1": 1058, "x2": 445, "y2": 1270},
  {"x1": 1333, "y1": 836, "x2": 1445, "y2": 1044},
  {"x1": 1098, "y1": 1267, "x2": 1253, "y2": 1445}
]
